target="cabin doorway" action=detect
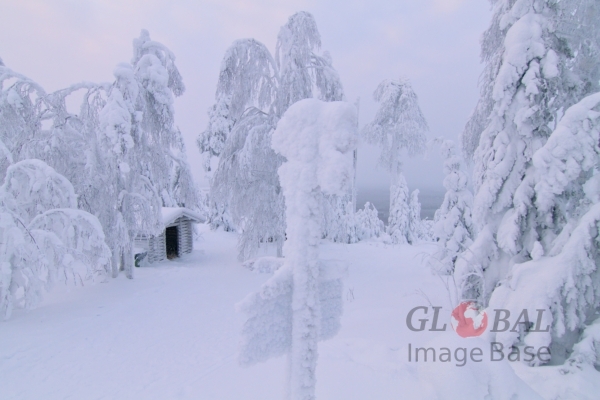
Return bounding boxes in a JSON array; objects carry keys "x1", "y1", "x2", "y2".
[{"x1": 166, "y1": 226, "x2": 179, "y2": 259}]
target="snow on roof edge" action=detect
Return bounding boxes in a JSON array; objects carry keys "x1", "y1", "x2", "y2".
[{"x1": 161, "y1": 207, "x2": 204, "y2": 225}]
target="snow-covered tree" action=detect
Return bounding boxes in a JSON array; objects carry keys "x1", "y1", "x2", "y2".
[
  {"x1": 29, "y1": 209, "x2": 111, "y2": 284},
  {"x1": 387, "y1": 175, "x2": 411, "y2": 244},
  {"x1": 1, "y1": 63, "x2": 108, "y2": 279},
  {"x1": 205, "y1": 12, "x2": 349, "y2": 259},
  {"x1": 0, "y1": 138, "x2": 11, "y2": 182},
  {"x1": 211, "y1": 109, "x2": 285, "y2": 259},
  {"x1": 457, "y1": 0, "x2": 600, "y2": 304},
  {"x1": 215, "y1": 39, "x2": 277, "y2": 119},
  {"x1": 22, "y1": 32, "x2": 187, "y2": 278},
  {"x1": 170, "y1": 132, "x2": 199, "y2": 210},
  {"x1": 430, "y1": 140, "x2": 474, "y2": 275},
  {"x1": 22, "y1": 85, "x2": 118, "y2": 257},
  {"x1": 461, "y1": 0, "x2": 600, "y2": 160},
  {"x1": 132, "y1": 30, "x2": 197, "y2": 210},
  {"x1": 3, "y1": 31, "x2": 197, "y2": 279},
  {"x1": 320, "y1": 195, "x2": 356, "y2": 244},
  {"x1": 0, "y1": 160, "x2": 110, "y2": 319},
  {"x1": 206, "y1": 38, "x2": 279, "y2": 235},
  {"x1": 472, "y1": 1, "x2": 572, "y2": 226},
  {"x1": 97, "y1": 63, "x2": 162, "y2": 278},
  {"x1": 354, "y1": 202, "x2": 385, "y2": 241},
  {"x1": 130, "y1": 30, "x2": 199, "y2": 211},
  {"x1": 198, "y1": 38, "x2": 277, "y2": 174},
  {"x1": 231, "y1": 115, "x2": 285, "y2": 260},
  {"x1": 1, "y1": 31, "x2": 198, "y2": 288},
  {"x1": 197, "y1": 95, "x2": 233, "y2": 173},
  {"x1": 0, "y1": 159, "x2": 77, "y2": 224},
  {"x1": 362, "y1": 78, "x2": 428, "y2": 244},
  {"x1": 274, "y1": 12, "x2": 344, "y2": 116},
  {"x1": 485, "y1": 92, "x2": 600, "y2": 366},
  {"x1": 0, "y1": 62, "x2": 45, "y2": 169},
  {"x1": 453, "y1": 0, "x2": 600, "y2": 367},
  {"x1": 407, "y1": 189, "x2": 430, "y2": 244},
  {"x1": 0, "y1": 210, "x2": 43, "y2": 319},
  {"x1": 19, "y1": 75, "x2": 142, "y2": 279},
  {"x1": 73, "y1": 32, "x2": 194, "y2": 277}
]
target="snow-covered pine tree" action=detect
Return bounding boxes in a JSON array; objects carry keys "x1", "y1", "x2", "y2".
[
  {"x1": 487, "y1": 92, "x2": 600, "y2": 366},
  {"x1": 197, "y1": 95, "x2": 233, "y2": 174},
  {"x1": 320, "y1": 195, "x2": 356, "y2": 243},
  {"x1": 354, "y1": 202, "x2": 385, "y2": 241},
  {"x1": 387, "y1": 175, "x2": 411, "y2": 244},
  {"x1": 171, "y1": 129, "x2": 199, "y2": 210},
  {"x1": 430, "y1": 140, "x2": 474, "y2": 275},
  {"x1": 461, "y1": 0, "x2": 600, "y2": 160},
  {"x1": 407, "y1": 189, "x2": 427, "y2": 244},
  {"x1": 362, "y1": 78, "x2": 428, "y2": 244},
  {"x1": 456, "y1": 0, "x2": 600, "y2": 304},
  {"x1": 554, "y1": 0, "x2": 600, "y2": 116},
  {"x1": 0, "y1": 138, "x2": 12, "y2": 183}
]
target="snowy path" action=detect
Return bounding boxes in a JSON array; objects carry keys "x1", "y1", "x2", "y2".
[
  {"x1": 1, "y1": 227, "x2": 283, "y2": 399},
  {"x1": 2, "y1": 225, "x2": 597, "y2": 399}
]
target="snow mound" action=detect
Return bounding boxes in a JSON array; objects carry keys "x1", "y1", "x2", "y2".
[
  {"x1": 417, "y1": 333, "x2": 543, "y2": 399},
  {"x1": 243, "y1": 256, "x2": 285, "y2": 274}
]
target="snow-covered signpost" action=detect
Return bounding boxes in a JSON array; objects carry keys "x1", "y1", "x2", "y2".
[{"x1": 237, "y1": 99, "x2": 357, "y2": 400}]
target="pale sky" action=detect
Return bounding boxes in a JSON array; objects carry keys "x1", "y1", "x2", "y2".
[{"x1": 0, "y1": 0, "x2": 492, "y2": 193}]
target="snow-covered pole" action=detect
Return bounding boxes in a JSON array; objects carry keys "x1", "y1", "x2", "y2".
[
  {"x1": 272, "y1": 98, "x2": 357, "y2": 400},
  {"x1": 352, "y1": 97, "x2": 360, "y2": 213},
  {"x1": 282, "y1": 169, "x2": 321, "y2": 400}
]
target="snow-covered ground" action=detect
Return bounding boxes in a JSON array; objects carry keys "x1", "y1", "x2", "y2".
[{"x1": 1, "y1": 224, "x2": 599, "y2": 399}]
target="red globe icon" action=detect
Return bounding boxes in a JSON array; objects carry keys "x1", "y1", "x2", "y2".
[{"x1": 451, "y1": 301, "x2": 488, "y2": 338}]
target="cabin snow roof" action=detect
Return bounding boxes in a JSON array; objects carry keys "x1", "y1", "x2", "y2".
[{"x1": 161, "y1": 207, "x2": 204, "y2": 226}]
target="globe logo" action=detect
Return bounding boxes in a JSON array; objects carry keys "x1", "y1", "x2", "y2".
[{"x1": 451, "y1": 301, "x2": 488, "y2": 338}]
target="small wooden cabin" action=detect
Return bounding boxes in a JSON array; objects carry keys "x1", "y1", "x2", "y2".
[{"x1": 135, "y1": 207, "x2": 203, "y2": 264}]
